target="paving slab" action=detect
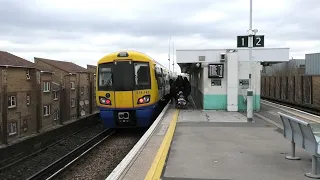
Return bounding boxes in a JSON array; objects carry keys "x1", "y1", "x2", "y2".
[{"x1": 163, "y1": 110, "x2": 313, "y2": 180}]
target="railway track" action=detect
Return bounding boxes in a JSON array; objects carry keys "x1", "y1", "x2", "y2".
[
  {"x1": 261, "y1": 97, "x2": 320, "y2": 116},
  {"x1": 26, "y1": 128, "x2": 115, "y2": 180},
  {"x1": 0, "y1": 125, "x2": 95, "y2": 172}
]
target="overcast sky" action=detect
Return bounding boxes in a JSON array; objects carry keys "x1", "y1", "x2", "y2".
[{"x1": 0, "y1": 0, "x2": 318, "y2": 73}]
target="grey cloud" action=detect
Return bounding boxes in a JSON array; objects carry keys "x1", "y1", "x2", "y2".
[
  {"x1": 1, "y1": 0, "x2": 320, "y2": 53},
  {"x1": 0, "y1": 0, "x2": 238, "y2": 42}
]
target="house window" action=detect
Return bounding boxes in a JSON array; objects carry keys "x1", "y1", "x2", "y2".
[
  {"x1": 26, "y1": 95, "x2": 30, "y2": 105},
  {"x1": 43, "y1": 82, "x2": 51, "y2": 92},
  {"x1": 43, "y1": 105, "x2": 51, "y2": 116},
  {"x1": 26, "y1": 69, "x2": 30, "y2": 80},
  {"x1": 53, "y1": 111, "x2": 59, "y2": 121},
  {"x1": 71, "y1": 81, "x2": 75, "y2": 90},
  {"x1": 8, "y1": 122, "x2": 17, "y2": 136},
  {"x1": 8, "y1": 96, "x2": 16, "y2": 108},
  {"x1": 71, "y1": 98, "x2": 75, "y2": 107},
  {"x1": 53, "y1": 91, "x2": 58, "y2": 100}
]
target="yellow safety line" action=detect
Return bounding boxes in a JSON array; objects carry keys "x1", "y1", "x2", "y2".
[{"x1": 145, "y1": 109, "x2": 179, "y2": 180}]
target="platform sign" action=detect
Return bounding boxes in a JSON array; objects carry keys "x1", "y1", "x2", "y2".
[
  {"x1": 253, "y1": 35, "x2": 264, "y2": 47},
  {"x1": 237, "y1": 35, "x2": 265, "y2": 48},
  {"x1": 208, "y1": 64, "x2": 224, "y2": 78},
  {"x1": 237, "y1": 36, "x2": 249, "y2": 48}
]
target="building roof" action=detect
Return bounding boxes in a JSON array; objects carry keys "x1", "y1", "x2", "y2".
[
  {"x1": 87, "y1": 64, "x2": 97, "y2": 69},
  {"x1": 87, "y1": 64, "x2": 97, "y2": 73},
  {"x1": 87, "y1": 64, "x2": 96, "y2": 69},
  {"x1": 0, "y1": 51, "x2": 35, "y2": 68},
  {"x1": 34, "y1": 57, "x2": 89, "y2": 73},
  {"x1": 0, "y1": 51, "x2": 53, "y2": 72}
]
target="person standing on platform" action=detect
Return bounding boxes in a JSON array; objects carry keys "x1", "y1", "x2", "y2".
[
  {"x1": 183, "y1": 77, "x2": 191, "y2": 102},
  {"x1": 169, "y1": 79, "x2": 176, "y2": 104}
]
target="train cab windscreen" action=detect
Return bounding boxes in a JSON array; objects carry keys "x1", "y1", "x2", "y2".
[
  {"x1": 98, "y1": 62, "x2": 113, "y2": 91},
  {"x1": 134, "y1": 62, "x2": 151, "y2": 90},
  {"x1": 98, "y1": 61, "x2": 151, "y2": 91}
]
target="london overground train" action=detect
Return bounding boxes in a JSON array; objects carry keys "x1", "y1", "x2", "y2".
[{"x1": 96, "y1": 50, "x2": 176, "y2": 128}]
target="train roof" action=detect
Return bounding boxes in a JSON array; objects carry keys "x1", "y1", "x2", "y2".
[{"x1": 98, "y1": 50, "x2": 172, "y2": 73}]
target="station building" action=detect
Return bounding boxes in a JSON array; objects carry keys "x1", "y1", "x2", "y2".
[{"x1": 176, "y1": 48, "x2": 290, "y2": 111}]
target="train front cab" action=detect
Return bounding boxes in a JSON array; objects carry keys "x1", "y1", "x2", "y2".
[{"x1": 97, "y1": 54, "x2": 160, "y2": 128}]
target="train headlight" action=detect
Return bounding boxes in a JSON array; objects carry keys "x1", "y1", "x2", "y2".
[
  {"x1": 137, "y1": 95, "x2": 150, "y2": 104},
  {"x1": 99, "y1": 96, "x2": 111, "y2": 105}
]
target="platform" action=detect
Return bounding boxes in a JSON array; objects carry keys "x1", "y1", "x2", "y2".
[{"x1": 107, "y1": 101, "x2": 319, "y2": 180}]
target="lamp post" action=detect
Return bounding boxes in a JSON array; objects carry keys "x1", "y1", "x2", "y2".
[
  {"x1": 246, "y1": 0, "x2": 258, "y2": 122},
  {"x1": 172, "y1": 42, "x2": 175, "y2": 73},
  {"x1": 168, "y1": 35, "x2": 171, "y2": 71}
]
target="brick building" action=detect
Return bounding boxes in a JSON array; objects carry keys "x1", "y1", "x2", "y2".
[
  {"x1": 0, "y1": 51, "x2": 60, "y2": 144},
  {"x1": 86, "y1": 64, "x2": 96, "y2": 74},
  {"x1": 87, "y1": 65, "x2": 98, "y2": 112},
  {"x1": 37, "y1": 65, "x2": 61, "y2": 130},
  {"x1": 34, "y1": 58, "x2": 93, "y2": 121}
]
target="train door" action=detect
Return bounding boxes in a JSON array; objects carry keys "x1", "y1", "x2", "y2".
[
  {"x1": 113, "y1": 60, "x2": 134, "y2": 108},
  {"x1": 160, "y1": 68, "x2": 165, "y2": 96},
  {"x1": 154, "y1": 66, "x2": 162, "y2": 100}
]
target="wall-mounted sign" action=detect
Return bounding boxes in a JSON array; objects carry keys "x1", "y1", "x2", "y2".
[
  {"x1": 208, "y1": 64, "x2": 224, "y2": 78},
  {"x1": 239, "y1": 79, "x2": 249, "y2": 89},
  {"x1": 211, "y1": 79, "x2": 221, "y2": 86}
]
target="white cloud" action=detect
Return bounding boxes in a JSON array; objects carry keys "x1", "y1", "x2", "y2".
[{"x1": 1, "y1": 0, "x2": 320, "y2": 74}]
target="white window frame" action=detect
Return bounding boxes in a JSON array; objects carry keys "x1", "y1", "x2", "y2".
[
  {"x1": 53, "y1": 91, "x2": 58, "y2": 100},
  {"x1": 43, "y1": 82, "x2": 51, "y2": 92},
  {"x1": 53, "y1": 111, "x2": 59, "y2": 121},
  {"x1": 26, "y1": 95, "x2": 30, "y2": 105},
  {"x1": 71, "y1": 81, "x2": 75, "y2": 90},
  {"x1": 8, "y1": 96, "x2": 16, "y2": 108},
  {"x1": 26, "y1": 69, "x2": 30, "y2": 80},
  {"x1": 43, "y1": 105, "x2": 51, "y2": 116},
  {"x1": 71, "y1": 98, "x2": 75, "y2": 107},
  {"x1": 8, "y1": 122, "x2": 17, "y2": 136}
]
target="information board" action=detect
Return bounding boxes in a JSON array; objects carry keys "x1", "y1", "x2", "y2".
[{"x1": 208, "y1": 64, "x2": 224, "y2": 78}]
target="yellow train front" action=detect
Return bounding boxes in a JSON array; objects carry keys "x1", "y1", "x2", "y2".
[{"x1": 96, "y1": 51, "x2": 171, "y2": 128}]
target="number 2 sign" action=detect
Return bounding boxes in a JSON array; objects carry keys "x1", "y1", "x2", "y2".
[{"x1": 253, "y1": 35, "x2": 264, "y2": 47}]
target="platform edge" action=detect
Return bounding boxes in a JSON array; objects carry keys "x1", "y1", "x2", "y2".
[
  {"x1": 105, "y1": 102, "x2": 172, "y2": 180},
  {"x1": 144, "y1": 109, "x2": 179, "y2": 180}
]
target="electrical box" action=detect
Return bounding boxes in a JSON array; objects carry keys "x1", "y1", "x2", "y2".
[
  {"x1": 211, "y1": 79, "x2": 221, "y2": 86},
  {"x1": 239, "y1": 79, "x2": 249, "y2": 89}
]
